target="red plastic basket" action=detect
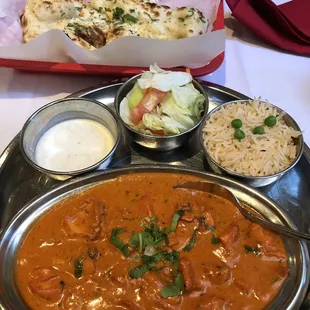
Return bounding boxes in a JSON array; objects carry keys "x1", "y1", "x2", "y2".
[{"x1": 0, "y1": 0, "x2": 224, "y2": 77}]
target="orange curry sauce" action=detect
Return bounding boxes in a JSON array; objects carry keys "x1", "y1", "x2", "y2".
[{"x1": 16, "y1": 173, "x2": 288, "y2": 309}]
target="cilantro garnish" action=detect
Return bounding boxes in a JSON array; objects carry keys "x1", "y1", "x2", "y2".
[
  {"x1": 211, "y1": 234, "x2": 220, "y2": 244},
  {"x1": 183, "y1": 229, "x2": 199, "y2": 252},
  {"x1": 145, "y1": 12, "x2": 159, "y2": 22},
  {"x1": 109, "y1": 228, "x2": 130, "y2": 257},
  {"x1": 244, "y1": 245, "x2": 260, "y2": 256},
  {"x1": 161, "y1": 273, "x2": 185, "y2": 298}
]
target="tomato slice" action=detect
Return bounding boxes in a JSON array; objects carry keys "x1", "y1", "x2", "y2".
[{"x1": 130, "y1": 88, "x2": 167, "y2": 124}]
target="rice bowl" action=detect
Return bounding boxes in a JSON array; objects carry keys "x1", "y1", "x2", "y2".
[{"x1": 200, "y1": 99, "x2": 304, "y2": 187}]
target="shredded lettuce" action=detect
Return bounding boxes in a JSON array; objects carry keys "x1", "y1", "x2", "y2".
[
  {"x1": 172, "y1": 83, "x2": 205, "y2": 119},
  {"x1": 119, "y1": 97, "x2": 134, "y2": 126},
  {"x1": 138, "y1": 66, "x2": 192, "y2": 92},
  {"x1": 142, "y1": 114, "x2": 187, "y2": 135},
  {"x1": 160, "y1": 94, "x2": 195, "y2": 129}
]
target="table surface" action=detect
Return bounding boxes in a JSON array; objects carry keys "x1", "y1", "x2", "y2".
[{"x1": 0, "y1": 3, "x2": 309, "y2": 155}]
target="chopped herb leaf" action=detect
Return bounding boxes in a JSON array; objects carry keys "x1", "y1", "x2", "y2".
[
  {"x1": 183, "y1": 229, "x2": 198, "y2": 252},
  {"x1": 179, "y1": 17, "x2": 185, "y2": 22},
  {"x1": 244, "y1": 245, "x2": 260, "y2": 255},
  {"x1": 61, "y1": 12, "x2": 66, "y2": 17},
  {"x1": 199, "y1": 17, "x2": 207, "y2": 23},
  {"x1": 170, "y1": 210, "x2": 185, "y2": 233},
  {"x1": 109, "y1": 228, "x2": 130, "y2": 257},
  {"x1": 105, "y1": 7, "x2": 112, "y2": 12},
  {"x1": 145, "y1": 12, "x2": 159, "y2": 22},
  {"x1": 163, "y1": 250, "x2": 179, "y2": 264},
  {"x1": 74, "y1": 258, "x2": 83, "y2": 278},
  {"x1": 161, "y1": 284, "x2": 181, "y2": 298},
  {"x1": 175, "y1": 272, "x2": 185, "y2": 292},
  {"x1": 211, "y1": 234, "x2": 220, "y2": 244},
  {"x1": 67, "y1": 22, "x2": 89, "y2": 32},
  {"x1": 129, "y1": 264, "x2": 149, "y2": 278},
  {"x1": 161, "y1": 272, "x2": 185, "y2": 298},
  {"x1": 59, "y1": 280, "x2": 65, "y2": 288},
  {"x1": 113, "y1": 7, "x2": 124, "y2": 19},
  {"x1": 186, "y1": 9, "x2": 194, "y2": 18},
  {"x1": 129, "y1": 232, "x2": 139, "y2": 248},
  {"x1": 75, "y1": 7, "x2": 82, "y2": 12},
  {"x1": 123, "y1": 14, "x2": 138, "y2": 23},
  {"x1": 209, "y1": 225, "x2": 216, "y2": 231},
  {"x1": 129, "y1": 9, "x2": 135, "y2": 13}
]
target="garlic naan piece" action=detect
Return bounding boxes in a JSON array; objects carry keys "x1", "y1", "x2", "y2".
[{"x1": 22, "y1": 0, "x2": 209, "y2": 49}]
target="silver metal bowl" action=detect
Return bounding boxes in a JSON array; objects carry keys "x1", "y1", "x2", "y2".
[
  {"x1": 20, "y1": 98, "x2": 120, "y2": 181},
  {"x1": 0, "y1": 165, "x2": 308, "y2": 310},
  {"x1": 200, "y1": 100, "x2": 304, "y2": 187},
  {"x1": 114, "y1": 74, "x2": 209, "y2": 151}
]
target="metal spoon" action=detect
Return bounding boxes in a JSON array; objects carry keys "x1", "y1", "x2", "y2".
[{"x1": 173, "y1": 181, "x2": 310, "y2": 243}]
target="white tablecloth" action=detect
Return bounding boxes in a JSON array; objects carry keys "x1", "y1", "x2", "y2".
[{"x1": 1, "y1": 3, "x2": 310, "y2": 155}]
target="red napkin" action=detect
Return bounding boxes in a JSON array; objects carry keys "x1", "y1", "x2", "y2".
[{"x1": 226, "y1": 0, "x2": 310, "y2": 55}]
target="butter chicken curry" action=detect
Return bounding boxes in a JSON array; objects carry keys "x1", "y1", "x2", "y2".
[{"x1": 16, "y1": 173, "x2": 288, "y2": 309}]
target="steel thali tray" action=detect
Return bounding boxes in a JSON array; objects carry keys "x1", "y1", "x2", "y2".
[{"x1": 0, "y1": 81, "x2": 310, "y2": 308}]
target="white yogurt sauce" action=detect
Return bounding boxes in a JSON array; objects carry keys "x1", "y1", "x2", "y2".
[{"x1": 35, "y1": 119, "x2": 115, "y2": 172}]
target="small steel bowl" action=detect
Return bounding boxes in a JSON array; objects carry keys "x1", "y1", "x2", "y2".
[
  {"x1": 20, "y1": 98, "x2": 120, "y2": 181},
  {"x1": 114, "y1": 74, "x2": 209, "y2": 151},
  {"x1": 200, "y1": 100, "x2": 304, "y2": 187}
]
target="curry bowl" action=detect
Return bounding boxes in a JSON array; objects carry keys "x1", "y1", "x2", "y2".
[
  {"x1": 200, "y1": 99, "x2": 304, "y2": 187},
  {"x1": 114, "y1": 72, "x2": 209, "y2": 151},
  {"x1": 20, "y1": 98, "x2": 120, "y2": 181},
  {"x1": 0, "y1": 166, "x2": 308, "y2": 310}
]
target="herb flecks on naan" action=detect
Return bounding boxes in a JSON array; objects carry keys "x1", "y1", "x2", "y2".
[{"x1": 22, "y1": 0, "x2": 209, "y2": 50}]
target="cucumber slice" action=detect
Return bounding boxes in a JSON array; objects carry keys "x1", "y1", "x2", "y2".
[{"x1": 128, "y1": 84, "x2": 145, "y2": 109}]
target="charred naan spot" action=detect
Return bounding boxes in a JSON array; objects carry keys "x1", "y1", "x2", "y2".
[
  {"x1": 148, "y1": 3, "x2": 157, "y2": 8},
  {"x1": 154, "y1": 11, "x2": 159, "y2": 17},
  {"x1": 75, "y1": 26, "x2": 107, "y2": 49},
  {"x1": 188, "y1": 29, "x2": 194, "y2": 33},
  {"x1": 198, "y1": 11, "x2": 204, "y2": 17},
  {"x1": 21, "y1": 15, "x2": 27, "y2": 27},
  {"x1": 199, "y1": 31, "x2": 203, "y2": 35},
  {"x1": 166, "y1": 11, "x2": 172, "y2": 16},
  {"x1": 112, "y1": 26, "x2": 124, "y2": 35}
]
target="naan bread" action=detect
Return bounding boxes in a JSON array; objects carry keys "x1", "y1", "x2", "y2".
[{"x1": 22, "y1": 0, "x2": 208, "y2": 49}]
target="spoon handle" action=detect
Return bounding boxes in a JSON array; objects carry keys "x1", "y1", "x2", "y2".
[{"x1": 238, "y1": 206, "x2": 310, "y2": 242}]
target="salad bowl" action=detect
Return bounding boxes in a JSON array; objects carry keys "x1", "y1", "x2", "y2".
[{"x1": 114, "y1": 71, "x2": 209, "y2": 151}]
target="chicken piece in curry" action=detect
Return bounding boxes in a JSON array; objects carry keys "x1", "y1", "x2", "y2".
[{"x1": 16, "y1": 173, "x2": 288, "y2": 309}]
